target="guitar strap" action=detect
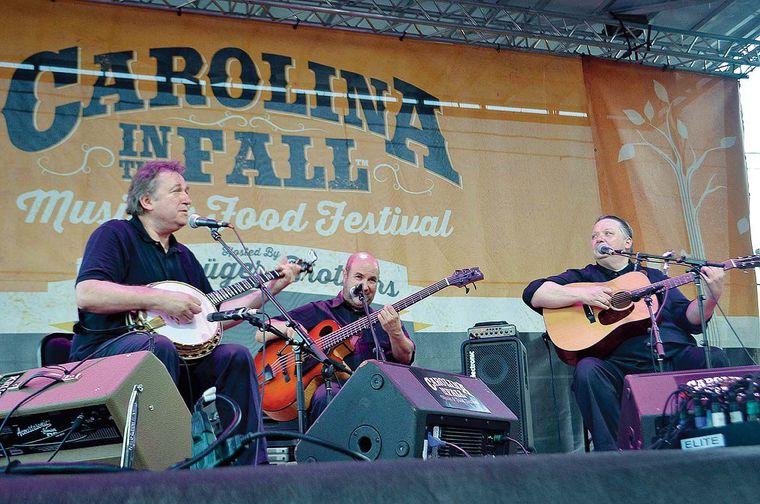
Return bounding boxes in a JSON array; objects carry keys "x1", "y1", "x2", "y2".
[{"x1": 73, "y1": 320, "x2": 139, "y2": 336}]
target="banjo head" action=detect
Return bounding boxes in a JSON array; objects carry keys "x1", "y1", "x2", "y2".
[{"x1": 142, "y1": 281, "x2": 222, "y2": 348}]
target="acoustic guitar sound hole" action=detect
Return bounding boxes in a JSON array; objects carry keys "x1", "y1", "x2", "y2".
[
  {"x1": 610, "y1": 291, "x2": 632, "y2": 310},
  {"x1": 319, "y1": 326, "x2": 335, "y2": 337},
  {"x1": 598, "y1": 303, "x2": 635, "y2": 325}
]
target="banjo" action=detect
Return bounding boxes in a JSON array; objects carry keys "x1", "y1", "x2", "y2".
[{"x1": 127, "y1": 256, "x2": 314, "y2": 360}]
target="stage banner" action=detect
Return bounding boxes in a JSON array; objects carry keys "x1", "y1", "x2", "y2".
[
  {"x1": 583, "y1": 57, "x2": 757, "y2": 344},
  {"x1": 0, "y1": 0, "x2": 755, "y2": 347}
]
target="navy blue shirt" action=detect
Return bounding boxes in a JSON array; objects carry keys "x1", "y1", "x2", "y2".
[
  {"x1": 74, "y1": 217, "x2": 211, "y2": 349},
  {"x1": 277, "y1": 293, "x2": 414, "y2": 370},
  {"x1": 522, "y1": 261, "x2": 704, "y2": 345}
]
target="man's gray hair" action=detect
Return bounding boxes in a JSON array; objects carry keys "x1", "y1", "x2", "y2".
[
  {"x1": 126, "y1": 160, "x2": 185, "y2": 216},
  {"x1": 595, "y1": 215, "x2": 634, "y2": 251}
]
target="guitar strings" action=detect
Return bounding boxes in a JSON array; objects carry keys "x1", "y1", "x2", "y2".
[{"x1": 265, "y1": 279, "x2": 451, "y2": 377}]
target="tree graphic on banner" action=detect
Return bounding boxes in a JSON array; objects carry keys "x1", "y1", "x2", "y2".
[
  {"x1": 617, "y1": 79, "x2": 736, "y2": 261},
  {"x1": 617, "y1": 80, "x2": 739, "y2": 346}
]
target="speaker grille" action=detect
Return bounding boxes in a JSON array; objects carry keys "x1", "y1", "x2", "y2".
[
  {"x1": 437, "y1": 425, "x2": 495, "y2": 457},
  {"x1": 462, "y1": 336, "x2": 532, "y2": 452}
]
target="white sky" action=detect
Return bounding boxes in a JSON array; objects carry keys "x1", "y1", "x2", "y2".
[
  {"x1": 740, "y1": 71, "x2": 760, "y2": 315},
  {"x1": 742, "y1": 72, "x2": 760, "y2": 253}
]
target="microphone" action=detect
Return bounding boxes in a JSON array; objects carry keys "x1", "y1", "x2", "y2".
[
  {"x1": 349, "y1": 283, "x2": 364, "y2": 300},
  {"x1": 207, "y1": 308, "x2": 258, "y2": 322},
  {"x1": 595, "y1": 244, "x2": 616, "y2": 256},
  {"x1": 189, "y1": 214, "x2": 233, "y2": 229}
]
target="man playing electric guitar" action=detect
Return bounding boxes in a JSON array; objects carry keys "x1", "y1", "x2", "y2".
[
  {"x1": 258, "y1": 251, "x2": 415, "y2": 426},
  {"x1": 522, "y1": 215, "x2": 730, "y2": 451}
]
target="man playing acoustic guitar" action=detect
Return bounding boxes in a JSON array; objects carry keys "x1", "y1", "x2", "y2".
[
  {"x1": 258, "y1": 251, "x2": 415, "y2": 425},
  {"x1": 522, "y1": 215, "x2": 730, "y2": 451},
  {"x1": 73, "y1": 160, "x2": 302, "y2": 465}
]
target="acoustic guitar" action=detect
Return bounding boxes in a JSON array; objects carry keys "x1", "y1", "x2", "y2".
[
  {"x1": 256, "y1": 267, "x2": 484, "y2": 421},
  {"x1": 542, "y1": 255, "x2": 760, "y2": 365}
]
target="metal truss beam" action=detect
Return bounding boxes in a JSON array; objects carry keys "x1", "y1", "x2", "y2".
[{"x1": 85, "y1": 0, "x2": 760, "y2": 78}]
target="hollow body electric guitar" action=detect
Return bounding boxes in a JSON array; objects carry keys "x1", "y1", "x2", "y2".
[
  {"x1": 256, "y1": 267, "x2": 484, "y2": 421},
  {"x1": 542, "y1": 255, "x2": 760, "y2": 366},
  {"x1": 127, "y1": 259, "x2": 313, "y2": 361}
]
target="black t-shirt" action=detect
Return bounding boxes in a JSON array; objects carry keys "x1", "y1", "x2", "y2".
[{"x1": 74, "y1": 217, "x2": 211, "y2": 348}]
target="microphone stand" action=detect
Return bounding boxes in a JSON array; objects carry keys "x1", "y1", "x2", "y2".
[
  {"x1": 358, "y1": 291, "x2": 386, "y2": 362},
  {"x1": 611, "y1": 249, "x2": 724, "y2": 269},
  {"x1": 625, "y1": 281, "x2": 667, "y2": 372},
  {"x1": 607, "y1": 249, "x2": 722, "y2": 370},
  {"x1": 672, "y1": 256, "x2": 724, "y2": 369},
  {"x1": 643, "y1": 295, "x2": 665, "y2": 372},
  {"x1": 208, "y1": 229, "x2": 351, "y2": 433}
]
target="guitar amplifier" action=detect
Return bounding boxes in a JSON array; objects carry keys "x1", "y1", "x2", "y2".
[
  {"x1": 0, "y1": 351, "x2": 191, "y2": 469},
  {"x1": 468, "y1": 321, "x2": 517, "y2": 339},
  {"x1": 461, "y1": 336, "x2": 533, "y2": 453}
]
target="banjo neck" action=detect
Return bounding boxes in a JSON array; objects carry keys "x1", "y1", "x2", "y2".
[{"x1": 204, "y1": 269, "x2": 282, "y2": 306}]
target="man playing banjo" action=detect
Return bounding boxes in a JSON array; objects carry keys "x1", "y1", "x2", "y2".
[{"x1": 72, "y1": 160, "x2": 301, "y2": 465}]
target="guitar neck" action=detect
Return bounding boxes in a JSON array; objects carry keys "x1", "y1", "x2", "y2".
[
  {"x1": 205, "y1": 270, "x2": 281, "y2": 306},
  {"x1": 629, "y1": 260, "x2": 732, "y2": 298},
  {"x1": 320, "y1": 277, "x2": 452, "y2": 350}
]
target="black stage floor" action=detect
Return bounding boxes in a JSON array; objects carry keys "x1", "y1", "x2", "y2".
[{"x1": 2, "y1": 446, "x2": 759, "y2": 504}]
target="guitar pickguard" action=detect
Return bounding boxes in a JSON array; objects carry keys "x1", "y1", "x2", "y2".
[{"x1": 597, "y1": 304, "x2": 635, "y2": 325}]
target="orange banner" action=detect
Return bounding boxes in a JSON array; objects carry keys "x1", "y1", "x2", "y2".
[
  {"x1": 584, "y1": 57, "x2": 754, "y2": 315},
  {"x1": 0, "y1": 0, "x2": 754, "y2": 346}
]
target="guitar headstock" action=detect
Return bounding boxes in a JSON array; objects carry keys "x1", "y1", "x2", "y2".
[
  {"x1": 728, "y1": 255, "x2": 760, "y2": 270},
  {"x1": 448, "y1": 267, "x2": 484, "y2": 287},
  {"x1": 291, "y1": 249, "x2": 318, "y2": 274}
]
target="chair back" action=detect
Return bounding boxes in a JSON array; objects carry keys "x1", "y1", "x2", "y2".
[{"x1": 38, "y1": 332, "x2": 74, "y2": 366}]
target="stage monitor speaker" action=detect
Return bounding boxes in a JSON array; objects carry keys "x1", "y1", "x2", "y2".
[
  {"x1": 618, "y1": 365, "x2": 760, "y2": 450},
  {"x1": 295, "y1": 360, "x2": 517, "y2": 462},
  {"x1": 460, "y1": 336, "x2": 533, "y2": 453},
  {"x1": 0, "y1": 351, "x2": 191, "y2": 470}
]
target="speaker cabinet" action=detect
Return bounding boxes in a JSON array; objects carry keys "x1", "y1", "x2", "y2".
[
  {"x1": 0, "y1": 351, "x2": 191, "y2": 470},
  {"x1": 618, "y1": 365, "x2": 760, "y2": 450},
  {"x1": 461, "y1": 336, "x2": 534, "y2": 453},
  {"x1": 295, "y1": 360, "x2": 517, "y2": 462}
]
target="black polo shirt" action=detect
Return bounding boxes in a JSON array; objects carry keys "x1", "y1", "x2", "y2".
[{"x1": 74, "y1": 217, "x2": 211, "y2": 348}]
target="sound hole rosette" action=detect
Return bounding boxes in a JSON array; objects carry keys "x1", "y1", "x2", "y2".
[{"x1": 610, "y1": 291, "x2": 633, "y2": 311}]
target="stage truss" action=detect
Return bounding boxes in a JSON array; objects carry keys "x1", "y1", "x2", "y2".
[{"x1": 80, "y1": 0, "x2": 760, "y2": 78}]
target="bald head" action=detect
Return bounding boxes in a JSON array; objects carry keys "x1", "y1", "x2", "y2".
[
  {"x1": 345, "y1": 252, "x2": 379, "y2": 272},
  {"x1": 342, "y1": 252, "x2": 380, "y2": 309}
]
